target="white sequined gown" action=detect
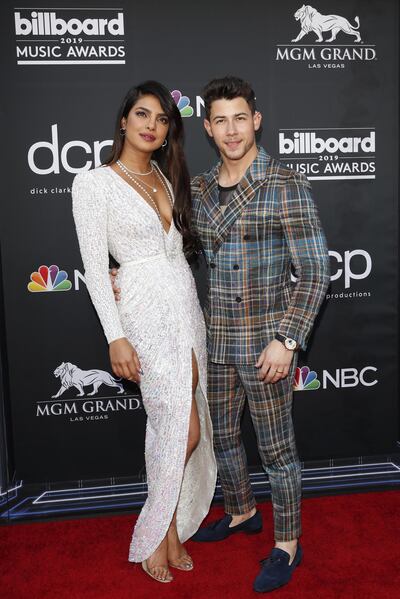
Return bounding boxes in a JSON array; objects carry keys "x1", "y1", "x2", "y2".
[{"x1": 72, "y1": 165, "x2": 217, "y2": 562}]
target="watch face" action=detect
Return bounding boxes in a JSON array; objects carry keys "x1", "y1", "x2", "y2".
[{"x1": 284, "y1": 338, "x2": 297, "y2": 350}]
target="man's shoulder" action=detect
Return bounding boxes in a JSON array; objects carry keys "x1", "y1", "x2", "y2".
[
  {"x1": 191, "y1": 157, "x2": 220, "y2": 188},
  {"x1": 264, "y1": 154, "x2": 311, "y2": 189},
  {"x1": 190, "y1": 174, "x2": 203, "y2": 190},
  {"x1": 191, "y1": 165, "x2": 215, "y2": 190}
]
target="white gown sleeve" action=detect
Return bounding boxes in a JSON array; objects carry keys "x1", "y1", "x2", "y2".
[{"x1": 72, "y1": 170, "x2": 125, "y2": 345}]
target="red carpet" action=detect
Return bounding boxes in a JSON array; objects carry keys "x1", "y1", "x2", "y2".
[{"x1": 1, "y1": 491, "x2": 400, "y2": 599}]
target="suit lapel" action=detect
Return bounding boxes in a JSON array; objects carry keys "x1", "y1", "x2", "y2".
[
  {"x1": 213, "y1": 147, "x2": 271, "y2": 253},
  {"x1": 214, "y1": 176, "x2": 262, "y2": 252},
  {"x1": 198, "y1": 147, "x2": 272, "y2": 253}
]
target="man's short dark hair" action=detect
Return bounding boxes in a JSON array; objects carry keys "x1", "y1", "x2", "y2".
[{"x1": 203, "y1": 76, "x2": 256, "y2": 120}]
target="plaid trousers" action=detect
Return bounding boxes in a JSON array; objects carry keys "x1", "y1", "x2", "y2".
[{"x1": 208, "y1": 357, "x2": 302, "y2": 541}]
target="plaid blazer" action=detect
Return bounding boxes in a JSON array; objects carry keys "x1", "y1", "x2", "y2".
[{"x1": 191, "y1": 146, "x2": 330, "y2": 365}]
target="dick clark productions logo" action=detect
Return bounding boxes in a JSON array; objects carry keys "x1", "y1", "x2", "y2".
[{"x1": 27, "y1": 91, "x2": 196, "y2": 179}]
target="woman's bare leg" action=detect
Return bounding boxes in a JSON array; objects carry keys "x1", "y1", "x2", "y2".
[{"x1": 167, "y1": 351, "x2": 201, "y2": 568}]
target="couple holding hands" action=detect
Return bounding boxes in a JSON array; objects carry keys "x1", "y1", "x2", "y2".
[{"x1": 72, "y1": 76, "x2": 329, "y2": 593}]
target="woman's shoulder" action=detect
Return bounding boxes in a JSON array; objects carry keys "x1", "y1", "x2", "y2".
[
  {"x1": 72, "y1": 165, "x2": 112, "y2": 194},
  {"x1": 72, "y1": 167, "x2": 114, "y2": 211},
  {"x1": 73, "y1": 165, "x2": 110, "y2": 183}
]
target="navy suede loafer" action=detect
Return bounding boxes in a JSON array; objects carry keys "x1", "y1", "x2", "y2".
[
  {"x1": 191, "y1": 510, "x2": 262, "y2": 542},
  {"x1": 253, "y1": 544, "x2": 303, "y2": 593}
]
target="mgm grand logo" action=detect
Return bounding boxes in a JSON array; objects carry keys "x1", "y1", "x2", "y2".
[
  {"x1": 37, "y1": 362, "x2": 141, "y2": 422},
  {"x1": 276, "y1": 5, "x2": 376, "y2": 68}
]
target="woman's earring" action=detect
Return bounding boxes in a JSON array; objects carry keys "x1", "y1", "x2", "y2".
[
  {"x1": 120, "y1": 128, "x2": 126, "y2": 136},
  {"x1": 162, "y1": 138, "x2": 168, "y2": 148}
]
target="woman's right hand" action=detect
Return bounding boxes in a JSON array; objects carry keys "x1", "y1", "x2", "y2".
[{"x1": 109, "y1": 338, "x2": 142, "y2": 383}]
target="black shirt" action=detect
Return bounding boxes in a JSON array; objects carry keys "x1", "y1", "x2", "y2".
[{"x1": 218, "y1": 183, "x2": 238, "y2": 214}]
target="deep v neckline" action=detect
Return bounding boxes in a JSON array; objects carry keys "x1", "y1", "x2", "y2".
[{"x1": 107, "y1": 165, "x2": 174, "y2": 236}]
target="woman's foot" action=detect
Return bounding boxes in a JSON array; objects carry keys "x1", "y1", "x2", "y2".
[
  {"x1": 144, "y1": 537, "x2": 173, "y2": 582},
  {"x1": 167, "y1": 524, "x2": 193, "y2": 571}
]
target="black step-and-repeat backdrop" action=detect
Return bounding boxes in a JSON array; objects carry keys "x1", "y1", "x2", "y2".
[{"x1": 0, "y1": 0, "x2": 398, "y2": 486}]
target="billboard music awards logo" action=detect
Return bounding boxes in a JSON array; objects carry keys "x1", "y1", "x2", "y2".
[
  {"x1": 36, "y1": 362, "x2": 142, "y2": 422},
  {"x1": 279, "y1": 128, "x2": 376, "y2": 180},
  {"x1": 276, "y1": 5, "x2": 376, "y2": 69},
  {"x1": 14, "y1": 8, "x2": 125, "y2": 65},
  {"x1": 294, "y1": 365, "x2": 378, "y2": 391}
]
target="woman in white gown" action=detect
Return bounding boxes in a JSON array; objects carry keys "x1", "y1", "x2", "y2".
[{"x1": 72, "y1": 81, "x2": 217, "y2": 583}]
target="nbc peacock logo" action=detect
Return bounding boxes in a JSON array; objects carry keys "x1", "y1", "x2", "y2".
[
  {"x1": 293, "y1": 366, "x2": 321, "y2": 391},
  {"x1": 171, "y1": 90, "x2": 194, "y2": 117},
  {"x1": 28, "y1": 264, "x2": 72, "y2": 292}
]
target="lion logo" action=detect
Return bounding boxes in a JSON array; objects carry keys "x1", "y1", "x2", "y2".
[
  {"x1": 52, "y1": 362, "x2": 125, "y2": 399},
  {"x1": 292, "y1": 5, "x2": 361, "y2": 43}
]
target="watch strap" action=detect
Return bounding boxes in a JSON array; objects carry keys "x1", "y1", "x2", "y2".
[{"x1": 275, "y1": 333, "x2": 298, "y2": 350}]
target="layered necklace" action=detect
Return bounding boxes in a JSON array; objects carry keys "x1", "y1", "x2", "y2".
[{"x1": 116, "y1": 159, "x2": 173, "y2": 230}]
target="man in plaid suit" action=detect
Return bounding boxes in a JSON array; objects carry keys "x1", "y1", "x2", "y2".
[{"x1": 191, "y1": 77, "x2": 330, "y2": 592}]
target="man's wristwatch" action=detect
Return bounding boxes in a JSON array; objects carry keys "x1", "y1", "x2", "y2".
[{"x1": 275, "y1": 333, "x2": 298, "y2": 351}]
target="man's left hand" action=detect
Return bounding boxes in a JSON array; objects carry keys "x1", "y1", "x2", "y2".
[
  {"x1": 255, "y1": 340, "x2": 294, "y2": 384},
  {"x1": 110, "y1": 267, "x2": 121, "y2": 302}
]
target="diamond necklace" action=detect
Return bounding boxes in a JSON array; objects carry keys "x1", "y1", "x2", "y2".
[
  {"x1": 117, "y1": 159, "x2": 158, "y2": 193},
  {"x1": 117, "y1": 159, "x2": 153, "y2": 176},
  {"x1": 116, "y1": 161, "x2": 173, "y2": 230}
]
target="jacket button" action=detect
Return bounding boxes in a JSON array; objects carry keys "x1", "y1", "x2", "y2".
[
  {"x1": 209, "y1": 262, "x2": 216, "y2": 268},
  {"x1": 235, "y1": 296, "x2": 242, "y2": 303},
  {"x1": 243, "y1": 234, "x2": 251, "y2": 241},
  {"x1": 233, "y1": 264, "x2": 239, "y2": 270}
]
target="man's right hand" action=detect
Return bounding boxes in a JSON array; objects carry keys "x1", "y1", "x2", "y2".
[
  {"x1": 109, "y1": 338, "x2": 142, "y2": 383},
  {"x1": 110, "y1": 267, "x2": 121, "y2": 302}
]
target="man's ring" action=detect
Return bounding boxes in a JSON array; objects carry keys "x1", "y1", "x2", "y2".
[{"x1": 276, "y1": 369, "x2": 284, "y2": 373}]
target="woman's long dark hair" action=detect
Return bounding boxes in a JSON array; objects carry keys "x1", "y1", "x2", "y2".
[{"x1": 104, "y1": 81, "x2": 198, "y2": 258}]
